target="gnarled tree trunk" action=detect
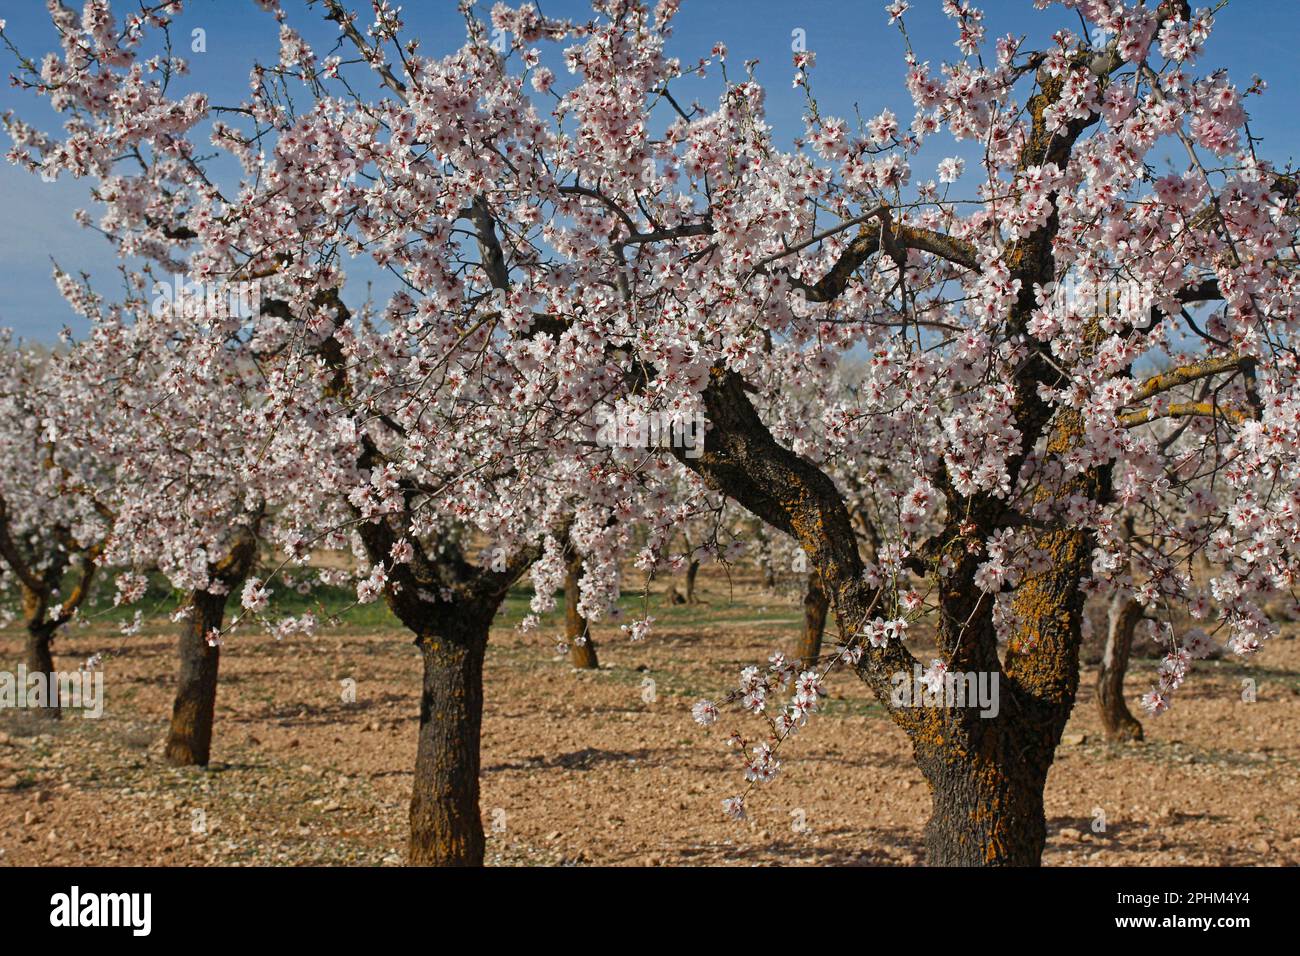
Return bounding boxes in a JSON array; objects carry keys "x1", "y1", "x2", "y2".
[
  {"x1": 164, "y1": 589, "x2": 229, "y2": 766},
  {"x1": 1097, "y1": 592, "x2": 1144, "y2": 741},
  {"x1": 914, "y1": 721, "x2": 1052, "y2": 866},
  {"x1": 409, "y1": 606, "x2": 491, "y2": 866},
  {"x1": 673, "y1": 371, "x2": 1087, "y2": 867},
  {"x1": 797, "y1": 574, "x2": 828, "y2": 666},
  {"x1": 564, "y1": 553, "x2": 598, "y2": 669}
]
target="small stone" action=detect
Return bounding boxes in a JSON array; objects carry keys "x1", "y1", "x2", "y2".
[
  {"x1": 1058, "y1": 827, "x2": 1084, "y2": 842},
  {"x1": 1062, "y1": 733, "x2": 1087, "y2": 746},
  {"x1": 0, "y1": 775, "x2": 19, "y2": 790}
]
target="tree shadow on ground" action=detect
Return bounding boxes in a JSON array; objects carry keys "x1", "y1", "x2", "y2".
[{"x1": 484, "y1": 746, "x2": 660, "y2": 773}]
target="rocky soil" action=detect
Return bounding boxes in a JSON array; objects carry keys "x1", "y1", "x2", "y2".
[{"x1": 2, "y1": 573, "x2": 1297, "y2": 866}]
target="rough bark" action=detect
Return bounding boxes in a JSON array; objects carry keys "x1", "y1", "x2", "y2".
[
  {"x1": 913, "y1": 719, "x2": 1052, "y2": 866},
  {"x1": 410, "y1": 609, "x2": 490, "y2": 866},
  {"x1": 20, "y1": 575, "x2": 63, "y2": 719},
  {"x1": 4, "y1": 516, "x2": 101, "y2": 720},
  {"x1": 1098, "y1": 592, "x2": 1144, "y2": 742},
  {"x1": 164, "y1": 528, "x2": 259, "y2": 767},
  {"x1": 23, "y1": 621, "x2": 59, "y2": 719},
  {"x1": 351, "y1": 507, "x2": 539, "y2": 867},
  {"x1": 797, "y1": 574, "x2": 828, "y2": 665},
  {"x1": 163, "y1": 589, "x2": 230, "y2": 766},
  {"x1": 564, "y1": 552, "x2": 598, "y2": 669}
]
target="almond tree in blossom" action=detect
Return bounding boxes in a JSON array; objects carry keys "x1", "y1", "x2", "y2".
[
  {"x1": 0, "y1": 333, "x2": 107, "y2": 716},
  {"x1": 256, "y1": 304, "x2": 593, "y2": 865},
  {"x1": 674, "y1": 0, "x2": 1296, "y2": 864},
  {"x1": 45, "y1": 272, "x2": 278, "y2": 763},
  {"x1": 8, "y1": 0, "x2": 1299, "y2": 868}
]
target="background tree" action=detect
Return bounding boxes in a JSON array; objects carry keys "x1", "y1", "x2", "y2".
[{"x1": 0, "y1": 333, "x2": 107, "y2": 716}]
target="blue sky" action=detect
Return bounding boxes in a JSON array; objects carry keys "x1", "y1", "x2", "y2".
[{"x1": 1, "y1": 0, "x2": 1297, "y2": 342}]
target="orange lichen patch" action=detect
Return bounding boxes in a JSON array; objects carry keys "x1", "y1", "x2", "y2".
[{"x1": 1118, "y1": 401, "x2": 1247, "y2": 428}]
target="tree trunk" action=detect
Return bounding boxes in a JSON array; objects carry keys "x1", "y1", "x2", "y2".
[
  {"x1": 410, "y1": 620, "x2": 489, "y2": 866},
  {"x1": 164, "y1": 589, "x2": 229, "y2": 766},
  {"x1": 797, "y1": 574, "x2": 828, "y2": 665},
  {"x1": 24, "y1": 623, "x2": 59, "y2": 719},
  {"x1": 685, "y1": 559, "x2": 700, "y2": 604},
  {"x1": 1097, "y1": 592, "x2": 1143, "y2": 742},
  {"x1": 668, "y1": 370, "x2": 1078, "y2": 867},
  {"x1": 564, "y1": 554, "x2": 598, "y2": 669},
  {"x1": 916, "y1": 725, "x2": 1052, "y2": 865},
  {"x1": 756, "y1": 529, "x2": 777, "y2": 588},
  {"x1": 912, "y1": 536, "x2": 1061, "y2": 867}
]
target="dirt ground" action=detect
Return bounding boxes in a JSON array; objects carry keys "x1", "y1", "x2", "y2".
[{"x1": 2, "y1": 570, "x2": 1298, "y2": 867}]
